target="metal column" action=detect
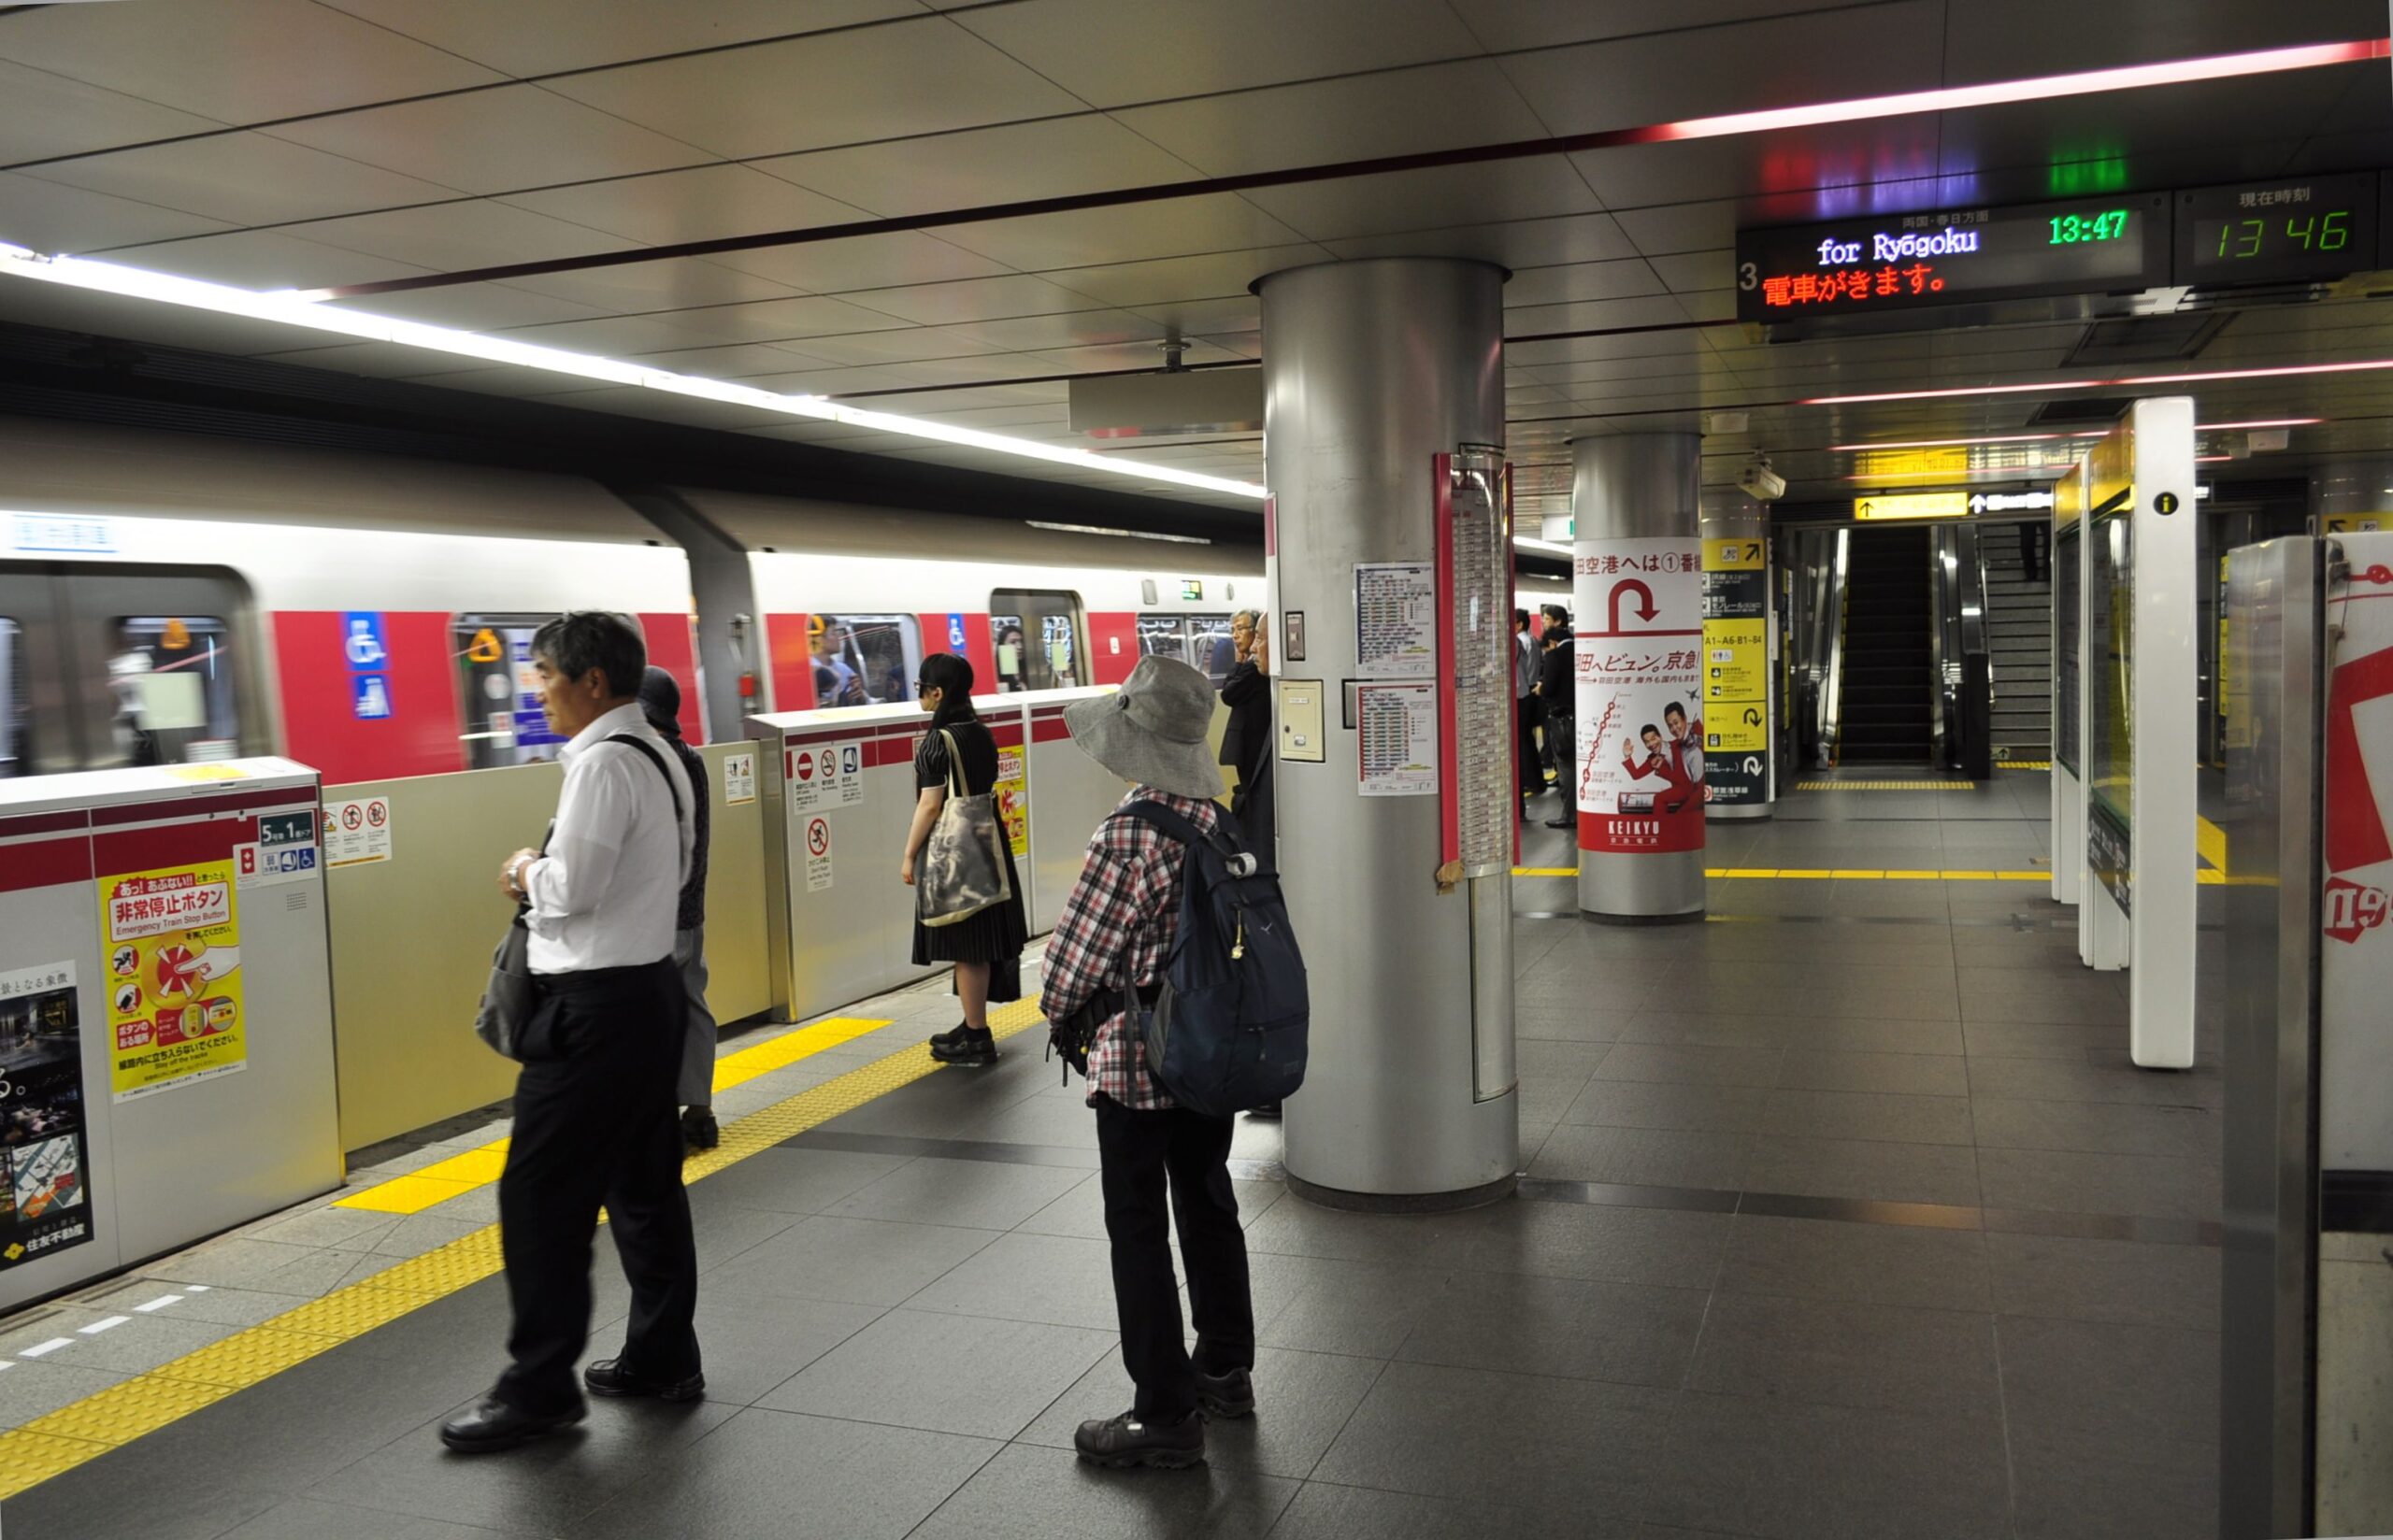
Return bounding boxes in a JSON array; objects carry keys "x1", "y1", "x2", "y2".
[
  {"x1": 1571, "y1": 434, "x2": 1706, "y2": 920},
  {"x1": 1258, "y1": 257, "x2": 1517, "y2": 1210}
]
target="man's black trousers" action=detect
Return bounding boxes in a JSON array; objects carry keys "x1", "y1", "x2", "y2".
[
  {"x1": 495, "y1": 957, "x2": 700, "y2": 1415},
  {"x1": 1094, "y1": 1095, "x2": 1254, "y2": 1421},
  {"x1": 1516, "y1": 694, "x2": 1546, "y2": 793}
]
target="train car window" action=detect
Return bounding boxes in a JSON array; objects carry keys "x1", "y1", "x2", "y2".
[
  {"x1": 0, "y1": 619, "x2": 21, "y2": 778},
  {"x1": 453, "y1": 613, "x2": 566, "y2": 770},
  {"x1": 1136, "y1": 614, "x2": 1189, "y2": 665},
  {"x1": 812, "y1": 613, "x2": 921, "y2": 707},
  {"x1": 110, "y1": 617, "x2": 239, "y2": 765},
  {"x1": 1187, "y1": 613, "x2": 1237, "y2": 684},
  {"x1": 989, "y1": 590, "x2": 1084, "y2": 692}
]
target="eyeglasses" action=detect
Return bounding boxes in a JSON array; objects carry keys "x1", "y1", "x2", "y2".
[{"x1": 915, "y1": 681, "x2": 932, "y2": 696}]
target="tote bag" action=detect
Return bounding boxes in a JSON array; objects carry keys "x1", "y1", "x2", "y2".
[{"x1": 918, "y1": 727, "x2": 1013, "y2": 929}]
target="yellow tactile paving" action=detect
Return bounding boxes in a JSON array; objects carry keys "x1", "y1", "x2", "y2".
[
  {"x1": 335, "y1": 1174, "x2": 481, "y2": 1215},
  {"x1": 711, "y1": 1015, "x2": 893, "y2": 1092},
  {"x1": 1796, "y1": 779, "x2": 1978, "y2": 791},
  {"x1": 0, "y1": 1000, "x2": 1051, "y2": 1499}
]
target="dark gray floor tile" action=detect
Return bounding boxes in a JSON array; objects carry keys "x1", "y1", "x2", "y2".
[
  {"x1": 1757, "y1": 1088, "x2": 1973, "y2": 1146},
  {"x1": 1717, "y1": 1213, "x2": 1990, "y2": 1311},
  {"x1": 1394, "y1": 1270, "x2": 1709, "y2": 1388},
  {"x1": 1775, "y1": 1049, "x2": 1970, "y2": 1098},
  {"x1": 1020, "y1": 1345, "x2": 1383, "y2": 1481},
  {"x1": 1956, "y1": 967, "x2": 2129, "y2": 1026},
  {"x1": 824, "y1": 1156, "x2": 1089, "y2": 1232},
  {"x1": 1441, "y1": 1198, "x2": 1732, "y2": 1288},
  {"x1": 0, "y1": 1356, "x2": 132, "y2": 1424},
  {"x1": 705, "y1": 1215, "x2": 999, "y2": 1306},
  {"x1": 215, "y1": 1497, "x2": 535, "y2": 1538},
  {"x1": 1976, "y1": 1147, "x2": 2219, "y2": 1221},
  {"x1": 686, "y1": 1147, "x2": 910, "y2": 1217},
  {"x1": 1999, "y1": 1316, "x2": 2220, "y2": 1449},
  {"x1": 688, "y1": 1294, "x2": 886, "y2": 1407},
  {"x1": 1593, "y1": 1043, "x2": 1785, "y2": 1088},
  {"x1": 563, "y1": 1408, "x2": 998, "y2": 1540},
  {"x1": 1774, "y1": 1016, "x2": 1966, "y2": 1055},
  {"x1": 1527, "y1": 1123, "x2": 1753, "y2": 1189},
  {"x1": 1265, "y1": 1481, "x2": 1708, "y2": 1539},
  {"x1": 1248, "y1": 1253, "x2": 1455, "y2": 1360},
  {"x1": 902, "y1": 1230, "x2": 1123, "y2": 1329},
  {"x1": 1615, "y1": 1009, "x2": 1794, "y2": 1049},
  {"x1": 683, "y1": 1200, "x2": 809, "y2": 1274},
  {"x1": 1959, "y1": 1020, "x2": 2116, "y2": 1060},
  {"x1": 0, "y1": 1441, "x2": 284, "y2": 1540},
  {"x1": 759, "y1": 1307, "x2": 1111, "y2": 1438},
  {"x1": 910, "y1": 1442, "x2": 1297, "y2": 1538},
  {"x1": 2009, "y1": 1423, "x2": 2214, "y2": 1540},
  {"x1": 1685, "y1": 1291, "x2": 2000, "y2": 1417},
  {"x1": 1743, "y1": 1135, "x2": 1983, "y2": 1207},
  {"x1": 1966, "y1": 1055, "x2": 2223, "y2": 1109},
  {"x1": 1559, "y1": 1077, "x2": 1770, "y2": 1134},
  {"x1": 1638, "y1": 1391, "x2": 2011, "y2": 1540},
  {"x1": 1512, "y1": 1005, "x2": 1636, "y2": 1043},
  {"x1": 1986, "y1": 1232, "x2": 2220, "y2": 1331},
  {"x1": 953, "y1": 1092, "x2": 1110, "y2": 1148},
  {"x1": 1309, "y1": 1360, "x2": 1672, "y2": 1514},
  {"x1": 1970, "y1": 1096, "x2": 2217, "y2": 1159}
]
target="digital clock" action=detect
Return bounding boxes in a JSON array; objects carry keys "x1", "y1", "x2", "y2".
[
  {"x1": 2050, "y1": 209, "x2": 2132, "y2": 245},
  {"x1": 2173, "y1": 175, "x2": 2378, "y2": 286}
]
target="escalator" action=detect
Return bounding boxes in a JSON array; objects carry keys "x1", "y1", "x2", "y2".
[
  {"x1": 1838, "y1": 526, "x2": 1936, "y2": 763},
  {"x1": 1982, "y1": 521, "x2": 2053, "y2": 762}
]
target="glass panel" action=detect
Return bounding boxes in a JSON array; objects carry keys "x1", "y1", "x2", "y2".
[
  {"x1": 453, "y1": 614, "x2": 564, "y2": 770},
  {"x1": 110, "y1": 618, "x2": 238, "y2": 766},
  {"x1": 989, "y1": 591, "x2": 1085, "y2": 692},
  {"x1": 1136, "y1": 615, "x2": 1190, "y2": 665},
  {"x1": 2090, "y1": 512, "x2": 2133, "y2": 825},
  {"x1": 0, "y1": 618, "x2": 20, "y2": 778},
  {"x1": 1186, "y1": 613, "x2": 1237, "y2": 685},
  {"x1": 814, "y1": 614, "x2": 921, "y2": 706}
]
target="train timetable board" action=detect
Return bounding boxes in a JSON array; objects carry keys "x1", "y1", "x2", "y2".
[{"x1": 1737, "y1": 193, "x2": 2170, "y2": 325}]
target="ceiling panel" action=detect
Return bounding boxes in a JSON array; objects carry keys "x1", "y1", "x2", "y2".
[
  {"x1": 1641, "y1": 250, "x2": 1734, "y2": 294},
  {"x1": 318, "y1": 0, "x2": 923, "y2": 78},
  {"x1": 289, "y1": 201, "x2": 648, "y2": 278},
  {"x1": 267, "y1": 86, "x2": 714, "y2": 197},
  {"x1": 0, "y1": 173, "x2": 235, "y2": 253},
  {"x1": 543, "y1": 18, "x2": 1086, "y2": 161},
  {"x1": 1609, "y1": 199, "x2": 1741, "y2": 257},
  {"x1": 950, "y1": 308, "x2": 1168, "y2": 352},
  {"x1": 1325, "y1": 209, "x2": 1641, "y2": 267},
  {"x1": 941, "y1": 193, "x2": 1311, "y2": 271},
  {"x1": 1123, "y1": 294, "x2": 1263, "y2": 336},
  {"x1": 1502, "y1": 258, "x2": 1671, "y2": 308},
  {"x1": 1570, "y1": 124, "x2": 1947, "y2": 217},
  {"x1": 498, "y1": 164, "x2": 869, "y2": 248},
  {"x1": 320, "y1": 282, "x2": 607, "y2": 332},
  {"x1": 500, "y1": 259, "x2": 807, "y2": 317},
  {"x1": 1111, "y1": 60, "x2": 1550, "y2": 177},
  {"x1": 1245, "y1": 158, "x2": 1606, "y2": 243},
  {"x1": 630, "y1": 340, "x2": 844, "y2": 376},
  {"x1": 709, "y1": 231, "x2": 1011, "y2": 294},
  {"x1": 1034, "y1": 245, "x2": 1330, "y2": 307},
  {"x1": 825, "y1": 274, "x2": 1109, "y2": 326},
  {"x1": 753, "y1": 323, "x2": 1010, "y2": 367},
  {"x1": 0, "y1": 0, "x2": 503, "y2": 123},
  {"x1": 0, "y1": 59, "x2": 228, "y2": 166},
  {"x1": 755, "y1": 115, "x2": 1203, "y2": 219},
  {"x1": 951, "y1": 0, "x2": 1477, "y2": 107},
  {"x1": 0, "y1": 267, "x2": 361, "y2": 356},
  {"x1": 24, "y1": 132, "x2": 469, "y2": 230},
  {"x1": 95, "y1": 227, "x2": 433, "y2": 289},
  {"x1": 613, "y1": 292, "x2": 915, "y2": 345},
  {"x1": 1941, "y1": 0, "x2": 2385, "y2": 83},
  {"x1": 1447, "y1": 0, "x2": 1851, "y2": 53}
]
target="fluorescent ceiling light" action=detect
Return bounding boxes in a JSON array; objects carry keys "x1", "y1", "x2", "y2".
[
  {"x1": 1804, "y1": 359, "x2": 2393, "y2": 406},
  {"x1": 0, "y1": 246, "x2": 1268, "y2": 503},
  {"x1": 1657, "y1": 38, "x2": 2388, "y2": 140},
  {"x1": 1829, "y1": 432, "x2": 2105, "y2": 451},
  {"x1": 2198, "y1": 417, "x2": 2323, "y2": 430},
  {"x1": 1024, "y1": 520, "x2": 1211, "y2": 544}
]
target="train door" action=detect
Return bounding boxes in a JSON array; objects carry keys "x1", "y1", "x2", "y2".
[
  {"x1": 0, "y1": 563, "x2": 259, "y2": 777},
  {"x1": 453, "y1": 613, "x2": 566, "y2": 769},
  {"x1": 989, "y1": 589, "x2": 1086, "y2": 692},
  {"x1": 1186, "y1": 612, "x2": 1236, "y2": 684}
]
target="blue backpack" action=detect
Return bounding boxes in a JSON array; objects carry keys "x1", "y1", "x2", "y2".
[{"x1": 1115, "y1": 802, "x2": 1309, "y2": 1117}]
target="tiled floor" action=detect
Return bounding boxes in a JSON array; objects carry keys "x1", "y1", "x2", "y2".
[{"x1": 0, "y1": 770, "x2": 2223, "y2": 1538}]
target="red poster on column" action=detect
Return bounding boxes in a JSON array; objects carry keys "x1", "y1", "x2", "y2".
[{"x1": 1572, "y1": 536, "x2": 1707, "y2": 854}]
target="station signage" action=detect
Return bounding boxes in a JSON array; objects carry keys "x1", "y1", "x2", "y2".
[
  {"x1": 1737, "y1": 193, "x2": 2169, "y2": 324},
  {"x1": 2174, "y1": 173, "x2": 2378, "y2": 287},
  {"x1": 1855, "y1": 492, "x2": 1969, "y2": 521}
]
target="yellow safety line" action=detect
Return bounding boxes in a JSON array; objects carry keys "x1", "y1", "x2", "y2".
[
  {"x1": 1795, "y1": 779, "x2": 1977, "y2": 791},
  {"x1": 334, "y1": 1017, "x2": 891, "y2": 1216},
  {"x1": 1999, "y1": 760, "x2": 2053, "y2": 771},
  {"x1": 0, "y1": 1002, "x2": 1048, "y2": 1499},
  {"x1": 2197, "y1": 814, "x2": 2228, "y2": 875},
  {"x1": 1512, "y1": 866, "x2": 2053, "y2": 882}
]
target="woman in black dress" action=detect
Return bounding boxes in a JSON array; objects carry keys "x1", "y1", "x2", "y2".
[{"x1": 899, "y1": 652, "x2": 1028, "y2": 1064}]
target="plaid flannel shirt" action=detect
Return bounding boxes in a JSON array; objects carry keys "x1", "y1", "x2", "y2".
[{"x1": 1039, "y1": 788, "x2": 1224, "y2": 1110}]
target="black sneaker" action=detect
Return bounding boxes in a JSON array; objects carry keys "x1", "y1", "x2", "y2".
[
  {"x1": 583, "y1": 1358, "x2": 706, "y2": 1403},
  {"x1": 1073, "y1": 1408, "x2": 1205, "y2": 1469},
  {"x1": 928, "y1": 1024, "x2": 997, "y2": 1065},
  {"x1": 680, "y1": 1107, "x2": 719, "y2": 1155},
  {"x1": 1194, "y1": 1366, "x2": 1254, "y2": 1420}
]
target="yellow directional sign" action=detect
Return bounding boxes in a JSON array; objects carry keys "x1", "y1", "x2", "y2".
[
  {"x1": 1704, "y1": 538, "x2": 1765, "y2": 572},
  {"x1": 1855, "y1": 492, "x2": 1968, "y2": 521}
]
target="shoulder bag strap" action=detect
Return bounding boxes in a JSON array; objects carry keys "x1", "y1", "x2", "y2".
[
  {"x1": 604, "y1": 733, "x2": 685, "y2": 826},
  {"x1": 937, "y1": 727, "x2": 967, "y2": 798}
]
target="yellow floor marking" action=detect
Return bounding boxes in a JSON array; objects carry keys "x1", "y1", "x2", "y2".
[
  {"x1": 1796, "y1": 779, "x2": 1977, "y2": 791},
  {"x1": 1883, "y1": 870, "x2": 1942, "y2": 879},
  {"x1": 1999, "y1": 760, "x2": 2053, "y2": 771},
  {"x1": 2197, "y1": 815, "x2": 2228, "y2": 874},
  {"x1": 0, "y1": 1003, "x2": 1044, "y2": 1500},
  {"x1": 334, "y1": 1017, "x2": 891, "y2": 1215},
  {"x1": 1511, "y1": 867, "x2": 1578, "y2": 877},
  {"x1": 1513, "y1": 866, "x2": 2056, "y2": 883},
  {"x1": 1828, "y1": 869, "x2": 1884, "y2": 879},
  {"x1": 1774, "y1": 868, "x2": 1833, "y2": 878}
]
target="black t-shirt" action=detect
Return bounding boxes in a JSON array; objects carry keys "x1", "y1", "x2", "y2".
[
  {"x1": 1537, "y1": 632, "x2": 1575, "y2": 710},
  {"x1": 916, "y1": 717, "x2": 999, "y2": 794}
]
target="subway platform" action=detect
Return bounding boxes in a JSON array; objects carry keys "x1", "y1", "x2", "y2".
[{"x1": 0, "y1": 769, "x2": 2220, "y2": 1539}]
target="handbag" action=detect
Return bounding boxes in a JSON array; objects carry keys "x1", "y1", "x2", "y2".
[{"x1": 917, "y1": 727, "x2": 1013, "y2": 929}]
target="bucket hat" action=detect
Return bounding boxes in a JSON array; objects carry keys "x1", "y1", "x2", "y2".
[{"x1": 1062, "y1": 656, "x2": 1225, "y2": 800}]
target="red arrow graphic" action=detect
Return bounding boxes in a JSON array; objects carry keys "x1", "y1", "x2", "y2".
[{"x1": 1609, "y1": 579, "x2": 1659, "y2": 630}]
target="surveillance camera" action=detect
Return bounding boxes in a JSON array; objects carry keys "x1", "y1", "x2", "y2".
[{"x1": 1738, "y1": 453, "x2": 1787, "y2": 503}]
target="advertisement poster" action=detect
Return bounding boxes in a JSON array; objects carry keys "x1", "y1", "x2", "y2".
[
  {"x1": 2320, "y1": 542, "x2": 2393, "y2": 1172},
  {"x1": 722, "y1": 749, "x2": 757, "y2": 806},
  {"x1": 1354, "y1": 563, "x2": 1436, "y2": 677},
  {"x1": 1701, "y1": 536, "x2": 1770, "y2": 807},
  {"x1": 99, "y1": 860, "x2": 247, "y2": 1101},
  {"x1": 1573, "y1": 536, "x2": 1706, "y2": 852},
  {"x1": 994, "y1": 747, "x2": 1029, "y2": 858},
  {"x1": 0, "y1": 962, "x2": 93, "y2": 1271},
  {"x1": 1356, "y1": 681, "x2": 1438, "y2": 797}
]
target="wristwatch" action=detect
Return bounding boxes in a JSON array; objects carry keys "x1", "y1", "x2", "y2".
[{"x1": 507, "y1": 854, "x2": 536, "y2": 897}]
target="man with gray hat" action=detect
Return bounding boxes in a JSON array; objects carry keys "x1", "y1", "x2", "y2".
[{"x1": 1042, "y1": 656, "x2": 1256, "y2": 1470}]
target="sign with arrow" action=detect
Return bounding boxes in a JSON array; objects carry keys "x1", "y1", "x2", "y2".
[
  {"x1": 1571, "y1": 535, "x2": 1705, "y2": 855},
  {"x1": 1701, "y1": 535, "x2": 1772, "y2": 806}
]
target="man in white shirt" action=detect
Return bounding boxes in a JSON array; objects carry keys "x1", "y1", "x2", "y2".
[{"x1": 441, "y1": 612, "x2": 704, "y2": 1454}]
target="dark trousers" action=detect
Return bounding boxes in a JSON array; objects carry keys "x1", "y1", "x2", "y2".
[
  {"x1": 1094, "y1": 1095, "x2": 1254, "y2": 1421},
  {"x1": 1544, "y1": 711, "x2": 1577, "y2": 790},
  {"x1": 1516, "y1": 695, "x2": 1546, "y2": 792},
  {"x1": 495, "y1": 958, "x2": 700, "y2": 1415}
]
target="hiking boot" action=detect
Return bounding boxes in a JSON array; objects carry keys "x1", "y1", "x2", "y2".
[
  {"x1": 1194, "y1": 1366, "x2": 1254, "y2": 1420},
  {"x1": 680, "y1": 1107, "x2": 719, "y2": 1155},
  {"x1": 1074, "y1": 1408, "x2": 1205, "y2": 1469},
  {"x1": 928, "y1": 1024, "x2": 997, "y2": 1065}
]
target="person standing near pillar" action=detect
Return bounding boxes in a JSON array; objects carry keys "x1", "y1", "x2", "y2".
[
  {"x1": 1537, "y1": 605, "x2": 1576, "y2": 830},
  {"x1": 1218, "y1": 609, "x2": 1274, "y2": 857},
  {"x1": 1513, "y1": 609, "x2": 1544, "y2": 811},
  {"x1": 637, "y1": 668, "x2": 718, "y2": 1154}
]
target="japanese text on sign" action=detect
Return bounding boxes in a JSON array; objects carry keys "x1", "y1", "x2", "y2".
[
  {"x1": 786, "y1": 740, "x2": 866, "y2": 813},
  {"x1": 1354, "y1": 563, "x2": 1436, "y2": 677},
  {"x1": 1575, "y1": 535, "x2": 1706, "y2": 853},
  {"x1": 100, "y1": 861, "x2": 247, "y2": 1101}
]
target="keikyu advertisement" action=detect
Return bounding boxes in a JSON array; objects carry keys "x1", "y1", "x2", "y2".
[
  {"x1": 99, "y1": 859, "x2": 247, "y2": 1101},
  {"x1": 1572, "y1": 536, "x2": 1706, "y2": 853}
]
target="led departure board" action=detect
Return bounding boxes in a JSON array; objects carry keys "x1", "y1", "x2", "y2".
[
  {"x1": 1735, "y1": 193, "x2": 2170, "y2": 323},
  {"x1": 2173, "y1": 174, "x2": 2378, "y2": 286}
]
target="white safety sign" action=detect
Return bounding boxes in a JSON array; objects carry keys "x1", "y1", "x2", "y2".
[
  {"x1": 786, "y1": 740, "x2": 866, "y2": 813},
  {"x1": 236, "y1": 810, "x2": 321, "y2": 888},
  {"x1": 322, "y1": 796, "x2": 394, "y2": 867},
  {"x1": 804, "y1": 816, "x2": 834, "y2": 891},
  {"x1": 722, "y1": 750, "x2": 756, "y2": 806}
]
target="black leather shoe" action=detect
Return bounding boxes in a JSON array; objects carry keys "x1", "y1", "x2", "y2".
[
  {"x1": 438, "y1": 1396, "x2": 583, "y2": 1454},
  {"x1": 928, "y1": 1024, "x2": 997, "y2": 1064},
  {"x1": 680, "y1": 1107, "x2": 719, "y2": 1155},
  {"x1": 1194, "y1": 1366, "x2": 1254, "y2": 1420},
  {"x1": 1074, "y1": 1408, "x2": 1205, "y2": 1469},
  {"x1": 1243, "y1": 1103, "x2": 1282, "y2": 1121},
  {"x1": 584, "y1": 1358, "x2": 706, "y2": 1403},
  {"x1": 1543, "y1": 816, "x2": 1574, "y2": 829}
]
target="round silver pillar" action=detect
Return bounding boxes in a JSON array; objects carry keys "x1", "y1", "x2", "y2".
[
  {"x1": 1699, "y1": 487, "x2": 1774, "y2": 821},
  {"x1": 1259, "y1": 258, "x2": 1517, "y2": 1211},
  {"x1": 1571, "y1": 434, "x2": 1706, "y2": 920}
]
